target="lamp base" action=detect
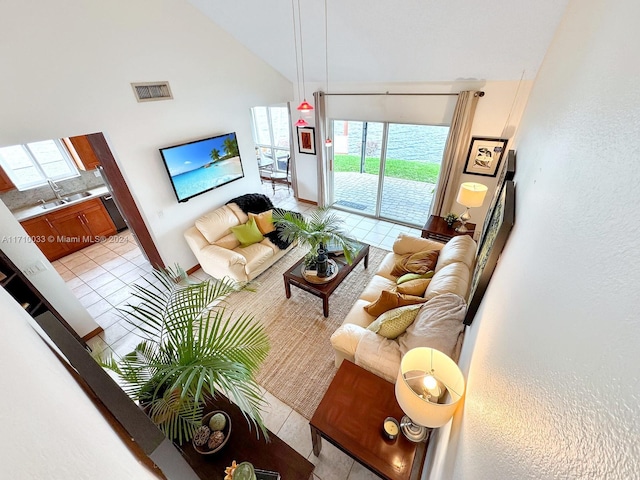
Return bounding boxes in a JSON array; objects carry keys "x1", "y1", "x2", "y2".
[
  {"x1": 455, "y1": 208, "x2": 471, "y2": 233},
  {"x1": 399, "y1": 415, "x2": 430, "y2": 442}
]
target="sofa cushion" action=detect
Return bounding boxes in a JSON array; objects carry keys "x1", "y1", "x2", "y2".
[
  {"x1": 230, "y1": 217, "x2": 264, "y2": 247},
  {"x1": 249, "y1": 210, "x2": 275, "y2": 235},
  {"x1": 234, "y1": 242, "x2": 273, "y2": 275},
  {"x1": 392, "y1": 233, "x2": 444, "y2": 256},
  {"x1": 213, "y1": 233, "x2": 240, "y2": 250},
  {"x1": 367, "y1": 304, "x2": 423, "y2": 339},
  {"x1": 364, "y1": 290, "x2": 428, "y2": 318},
  {"x1": 435, "y1": 235, "x2": 477, "y2": 272},
  {"x1": 354, "y1": 331, "x2": 402, "y2": 384},
  {"x1": 375, "y1": 252, "x2": 401, "y2": 281},
  {"x1": 390, "y1": 249, "x2": 439, "y2": 277},
  {"x1": 359, "y1": 275, "x2": 397, "y2": 302},
  {"x1": 195, "y1": 205, "x2": 241, "y2": 244},
  {"x1": 398, "y1": 293, "x2": 466, "y2": 358},
  {"x1": 396, "y1": 271, "x2": 435, "y2": 285},
  {"x1": 396, "y1": 278, "x2": 432, "y2": 296},
  {"x1": 227, "y1": 202, "x2": 249, "y2": 224},
  {"x1": 424, "y1": 262, "x2": 471, "y2": 300}
]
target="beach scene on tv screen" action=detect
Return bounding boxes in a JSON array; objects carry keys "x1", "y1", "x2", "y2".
[{"x1": 163, "y1": 133, "x2": 244, "y2": 201}]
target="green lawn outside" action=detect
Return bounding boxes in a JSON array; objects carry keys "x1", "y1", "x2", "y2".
[{"x1": 334, "y1": 154, "x2": 440, "y2": 183}]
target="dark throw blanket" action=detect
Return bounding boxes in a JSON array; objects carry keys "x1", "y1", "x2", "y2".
[{"x1": 226, "y1": 194, "x2": 302, "y2": 250}]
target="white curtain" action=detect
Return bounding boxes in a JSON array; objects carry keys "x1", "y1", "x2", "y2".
[
  {"x1": 430, "y1": 91, "x2": 481, "y2": 216},
  {"x1": 314, "y1": 91, "x2": 329, "y2": 207}
]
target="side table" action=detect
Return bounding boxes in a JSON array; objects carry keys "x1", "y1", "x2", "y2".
[
  {"x1": 309, "y1": 360, "x2": 426, "y2": 480},
  {"x1": 421, "y1": 215, "x2": 475, "y2": 243}
]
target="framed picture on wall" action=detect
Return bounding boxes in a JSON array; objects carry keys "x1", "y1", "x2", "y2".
[
  {"x1": 297, "y1": 126, "x2": 316, "y2": 155},
  {"x1": 477, "y1": 149, "x2": 516, "y2": 252},
  {"x1": 464, "y1": 179, "x2": 516, "y2": 325},
  {"x1": 463, "y1": 137, "x2": 508, "y2": 177}
]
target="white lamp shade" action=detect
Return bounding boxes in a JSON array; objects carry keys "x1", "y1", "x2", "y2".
[
  {"x1": 395, "y1": 347, "x2": 465, "y2": 428},
  {"x1": 456, "y1": 182, "x2": 488, "y2": 208}
]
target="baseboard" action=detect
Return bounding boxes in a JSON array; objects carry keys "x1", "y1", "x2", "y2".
[
  {"x1": 186, "y1": 264, "x2": 201, "y2": 275},
  {"x1": 297, "y1": 197, "x2": 318, "y2": 205},
  {"x1": 82, "y1": 326, "x2": 104, "y2": 341}
]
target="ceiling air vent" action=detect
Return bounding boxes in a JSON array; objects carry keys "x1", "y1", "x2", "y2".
[{"x1": 131, "y1": 81, "x2": 173, "y2": 102}]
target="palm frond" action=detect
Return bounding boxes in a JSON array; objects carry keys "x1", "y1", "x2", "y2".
[{"x1": 98, "y1": 266, "x2": 270, "y2": 443}]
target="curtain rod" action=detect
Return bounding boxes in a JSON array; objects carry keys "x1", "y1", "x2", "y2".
[{"x1": 322, "y1": 91, "x2": 485, "y2": 97}]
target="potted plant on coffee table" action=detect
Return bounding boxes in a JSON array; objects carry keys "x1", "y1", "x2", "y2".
[
  {"x1": 99, "y1": 266, "x2": 270, "y2": 444},
  {"x1": 273, "y1": 207, "x2": 358, "y2": 277}
]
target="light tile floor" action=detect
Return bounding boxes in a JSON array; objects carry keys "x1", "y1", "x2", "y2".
[{"x1": 60, "y1": 187, "x2": 424, "y2": 480}]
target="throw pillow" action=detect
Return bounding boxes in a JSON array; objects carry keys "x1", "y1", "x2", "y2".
[
  {"x1": 364, "y1": 289, "x2": 428, "y2": 318},
  {"x1": 248, "y1": 210, "x2": 275, "y2": 235},
  {"x1": 390, "y1": 249, "x2": 439, "y2": 277},
  {"x1": 367, "y1": 304, "x2": 422, "y2": 339},
  {"x1": 396, "y1": 271, "x2": 435, "y2": 284},
  {"x1": 396, "y1": 278, "x2": 432, "y2": 296},
  {"x1": 230, "y1": 217, "x2": 264, "y2": 247},
  {"x1": 398, "y1": 293, "x2": 466, "y2": 359}
]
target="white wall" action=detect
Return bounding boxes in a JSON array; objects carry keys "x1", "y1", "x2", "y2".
[
  {"x1": 292, "y1": 79, "x2": 532, "y2": 228},
  {"x1": 0, "y1": 0, "x2": 293, "y2": 271},
  {"x1": 431, "y1": 0, "x2": 640, "y2": 478},
  {"x1": 0, "y1": 201, "x2": 99, "y2": 337},
  {"x1": 0, "y1": 288, "x2": 159, "y2": 479}
]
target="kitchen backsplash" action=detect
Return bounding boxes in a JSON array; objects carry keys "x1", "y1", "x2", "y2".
[{"x1": 1, "y1": 170, "x2": 106, "y2": 211}]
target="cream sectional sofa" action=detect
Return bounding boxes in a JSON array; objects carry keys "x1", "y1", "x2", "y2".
[
  {"x1": 184, "y1": 199, "x2": 295, "y2": 282},
  {"x1": 330, "y1": 233, "x2": 476, "y2": 382}
]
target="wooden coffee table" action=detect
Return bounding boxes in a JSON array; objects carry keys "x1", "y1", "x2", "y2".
[
  {"x1": 178, "y1": 395, "x2": 314, "y2": 479},
  {"x1": 283, "y1": 242, "x2": 369, "y2": 317},
  {"x1": 309, "y1": 361, "x2": 427, "y2": 480}
]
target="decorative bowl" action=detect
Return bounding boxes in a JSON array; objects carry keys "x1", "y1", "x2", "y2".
[
  {"x1": 301, "y1": 259, "x2": 338, "y2": 284},
  {"x1": 193, "y1": 410, "x2": 232, "y2": 454}
]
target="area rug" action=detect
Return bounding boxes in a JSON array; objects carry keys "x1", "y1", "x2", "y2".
[{"x1": 222, "y1": 245, "x2": 388, "y2": 420}]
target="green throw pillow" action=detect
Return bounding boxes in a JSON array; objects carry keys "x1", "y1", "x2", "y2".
[
  {"x1": 230, "y1": 217, "x2": 264, "y2": 247},
  {"x1": 397, "y1": 271, "x2": 435, "y2": 284},
  {"x1": 367, "y1": 304, "x2": 422, "y2": 339}
]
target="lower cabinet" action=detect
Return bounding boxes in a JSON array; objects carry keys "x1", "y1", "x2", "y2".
[{"x1": 21, "y1": 198, "x2": 117, "y2": 261}]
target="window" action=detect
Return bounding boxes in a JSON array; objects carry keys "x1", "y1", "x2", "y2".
[
  {"x1": 251, "y1": 106, "x2": 290, "y2": 173},
  {"x1": 0, "y1": 139, "x2": 79, "y2": 191}
]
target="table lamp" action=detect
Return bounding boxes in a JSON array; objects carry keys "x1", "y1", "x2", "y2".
[
  {"x1": 395, "y1": 347, "x2": 465, "y2": 442},
  {"x1": 455, "y1": 182, "x2": 488, "y2": 233}
]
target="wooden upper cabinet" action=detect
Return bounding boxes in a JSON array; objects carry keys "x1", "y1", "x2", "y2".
[
  {"x1": 64, "y1": 135, "x2": 101, "y2": 171},
  {"x1": 0, "y1": 166, "x2": 16, "y2": 192}
]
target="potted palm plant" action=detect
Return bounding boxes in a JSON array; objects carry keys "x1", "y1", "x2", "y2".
[
  {"x1": 273, "y1": 208, "x2": 358, "y2": 276},
  {"x1": 100, "y1": 266, "x2": 270, "y2": 444}
]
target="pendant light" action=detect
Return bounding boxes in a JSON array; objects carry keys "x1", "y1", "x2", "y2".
[
  {"x1": 295, "y1": 0, "x2": 313, "y2": 112},
  {"x1": 324, "y1": 0, "x2": 332, "y2": 147},
  {"x1": 291, "y1": 0, "x2": 309, "y2": 126}
]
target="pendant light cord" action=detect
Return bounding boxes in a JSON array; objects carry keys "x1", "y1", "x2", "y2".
[
  {"x1": 291, "y1": 0, "x2": 301, "y2": 101},
  {"x1": 297, "y1": 0, "x2": 307, "y2": 100},
  {"x1": 325, "y1": 0, "x2": 329, "y2": 94}
]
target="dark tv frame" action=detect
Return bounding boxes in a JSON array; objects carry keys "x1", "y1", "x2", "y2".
[{"x1": 159, "y1": 132, "x2": 244, "y2": 203}]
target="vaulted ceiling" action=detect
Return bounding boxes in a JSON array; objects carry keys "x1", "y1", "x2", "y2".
[{"x1": 188, "y1": 0, "x2": 569, "y2": 85}]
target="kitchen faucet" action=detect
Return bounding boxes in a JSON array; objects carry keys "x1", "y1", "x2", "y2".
[{"x1": 47, "y1": 179, "x2": 64, "y2": 201}]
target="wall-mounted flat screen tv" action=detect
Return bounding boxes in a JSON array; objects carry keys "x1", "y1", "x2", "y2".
[{"x1": 159, "y1": 132, "x2": 244, "y2": 202}]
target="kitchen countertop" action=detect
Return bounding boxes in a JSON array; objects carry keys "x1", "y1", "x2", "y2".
[{"x1": 12, "y1": 185, "x2": 110, "y2": 222}]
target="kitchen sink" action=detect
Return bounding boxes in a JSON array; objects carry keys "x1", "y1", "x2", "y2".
[
  {"x1": 62, "y1": 191, "x2": 92, "y2": 202},
  {"x1": 41, "y1": 199, "x2": 67, "y2": 209}
]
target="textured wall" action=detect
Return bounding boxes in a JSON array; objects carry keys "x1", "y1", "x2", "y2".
[{"x1": 431, "y1": 0, "x2": 640, "y2": 478}]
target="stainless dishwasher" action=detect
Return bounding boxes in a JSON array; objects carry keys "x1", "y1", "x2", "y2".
[{"x1": 100, "y1": 194, "x2": 128, "y2": 232}]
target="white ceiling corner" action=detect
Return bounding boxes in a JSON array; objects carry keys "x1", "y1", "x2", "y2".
[{"x1": 187, "y1": 0, "x2": 569, "y2": 84}]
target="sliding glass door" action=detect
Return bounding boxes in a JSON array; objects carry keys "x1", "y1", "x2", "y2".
[{"x1": 331, "y1": 120, "x2": 449, "y2": 227}]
